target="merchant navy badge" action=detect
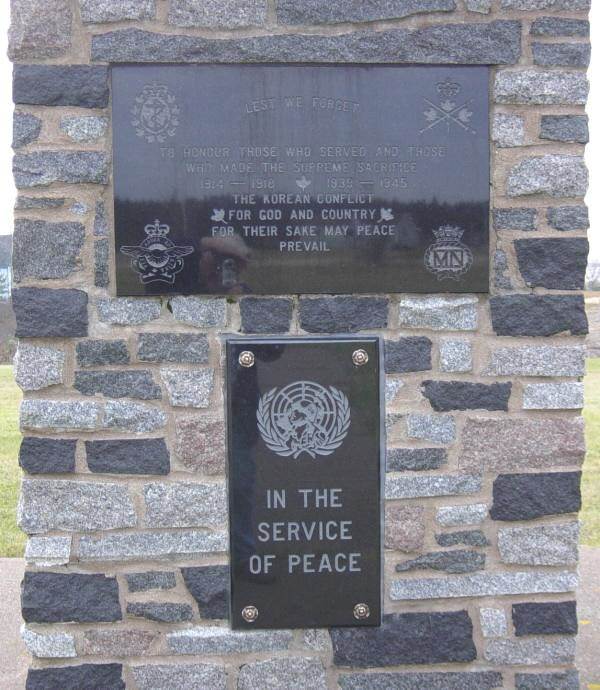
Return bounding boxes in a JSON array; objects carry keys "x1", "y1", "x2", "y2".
[
  {"x1": 424, "y1": 225, "x2": 473, "y2": 280},
  {"x1": 132, "y1": 82, "x2": 180, "y2": 144},
  {"x1": 257, "y1": 381, "x2": 350, "y2": 459},
  {"x1": 120, "y1": 219, "x2": 194, "y2": 285}
]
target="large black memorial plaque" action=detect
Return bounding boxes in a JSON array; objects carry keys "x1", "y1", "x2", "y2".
[
  {"x1": 226, "y1": 338, "x2": 382, "y2": 629},
  {"x1": 112, "y1": 64, "x2": 490, "y2": 296}
]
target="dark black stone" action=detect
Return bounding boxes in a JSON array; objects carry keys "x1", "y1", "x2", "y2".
[
  {"x1": 435, "y1": 530, "x2": 490, "y2": 547},
  {"x1": 181, "y1": 565, "x2": 229, "y2": 619},
  {"x1": 540, "y1": 115, "x2": 589, "y2": 143},
  {"x1": 13, "y1": 288, "x2": 88, "y2": 338},
  {"x1": 547, "y1": 205, "x2": 589, "y2": 232},
  {"x1": 395, "y1": 550, "x2": 485, "y2": 574},
  {"x1": 387, "y1": 447, "x2": 446, "y2": 472},
  {"x1": 489, "y1": 295, "x2": 588, "y2": 337},
  {"x1": 493, "y1": 207, "x2": 537, "y2": 231},
  {"x1": 515, "y1": 670, "x2": 579, "y2": 690},
  {"x1": 422, "y1": 380, "x2": 511, "y2": 412},
  {"x1": 13, "y1": 65, "x2": 109, "y2": 108},
  {"x1": 490, "y1": 472, "x2": 581, "y2": 521},
  {"x1": 385, "y1": 337, "x2": 432, "y2": 373},
  {"x1": 76, "y1": 340, "x2": 130, "y2": 368},
  {"x1": 299, "y1": 297, "x2": 388, "y2": 333},
  {"x1": 74, "y1": 370, "x2": 161, "y2": 399},
  {"x1": 515, "y1": 238, "x2": 588, "y2": 290},
  {"x1": 19, "y1": 437, "x2": 76, "y2": 474},
  {"x1": 86, "y1": 439, "x2": 170, "y2": 475},
  {"x1": 22, "y1": 572, "x2": 121, "y2": 623},
  {"x1": 126, "y1": 601, "x2": 193, "y2": 623},
  {"x1": 126, "y1": 571, "x2": 176, "y2": 592},
  {"x1": 26, "y1": 664, "x2": 124, "y2": 690},
  {"x1": 530, "y1": 17, "x2": 589, "y2": 37},
  {"x1": 331, "y1": 611, "x2": 476, "y2": 667},
  {"x1": 240, "y1": 297, "x2": 293, "y2": 334},
  {"x1": 513, "y1": 601, "x2": 577, "y2": 637}
]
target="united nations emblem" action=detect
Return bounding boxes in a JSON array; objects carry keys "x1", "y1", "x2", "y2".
[
  {"x1": 424, "y1": 225, "x2": 473, "y2": 281},
  {"x1": 131, "y1": 82, "x2": 180, "y2": 143},
  {"x1": 120, "y1": 219, "x2": 194, "y2": 285},
  {"x1": 257, "y1": 381, "x2": 350, "y2": 459}
]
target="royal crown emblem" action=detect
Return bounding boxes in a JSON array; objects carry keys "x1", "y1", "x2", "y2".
[
  {"x1": 120, "y1": 220, "x2": 194, "y2": 285},
  {"x1": 424, "y1": 225, "x2": 473, "y2": 281},
  {"x1": 257, "y1": 381, "x2": 350, "y2": 459},
  {"x1": 132, "y1": 82, "x2": 180, "y2": 143}
]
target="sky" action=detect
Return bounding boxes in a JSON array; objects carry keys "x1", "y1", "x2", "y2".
[{"x1": 0, "y1": 5, "x2": 596, "y2": 261}]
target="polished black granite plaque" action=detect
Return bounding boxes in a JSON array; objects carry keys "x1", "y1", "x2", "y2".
[
  {"x1": 112, "y1": 64, "x2": 490, "y2": 296},
  {"x1": 226, "y1": 337, "x2": 382, "y2": 629}
]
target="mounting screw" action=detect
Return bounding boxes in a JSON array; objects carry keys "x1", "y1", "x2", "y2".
[
  {"x1": 352, "y1": 349, "x2": 369, "y2": 367},
  {"x1": 353, "y1": 603, "x2": 370, "y2": 620},
  {"x1": 239, "y1": 351, "x2": 255, "y2": 368},
  {"x1": 242, "y1": 605, "x2": 259, "y2": 623}
]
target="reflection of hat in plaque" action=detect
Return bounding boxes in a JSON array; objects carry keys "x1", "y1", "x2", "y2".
[{"x1": 200, "y1": 234, "x2": 251, "y2": 262}]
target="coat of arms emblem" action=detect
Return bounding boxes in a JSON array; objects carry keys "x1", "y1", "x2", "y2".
[
  {"x1": 420, "y1": 78, "x2": 475, "y2": 135},
  {"x1": 132, "y1": 82, "x2": 180, "y2": 143},
  {"x1": 424, "y1": 225, "x2": 473, "y2": 280},
  {"x1": 257, "y1": 381, "x2": 350, "y2": 459},
  {"x1": 120, "y1": 219, "x2": 194, "y2": 285}
]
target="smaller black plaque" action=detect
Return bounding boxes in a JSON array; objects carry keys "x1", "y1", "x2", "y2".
[{"x1": 227, "y1": 337, "x2": 382, "y2": 629}]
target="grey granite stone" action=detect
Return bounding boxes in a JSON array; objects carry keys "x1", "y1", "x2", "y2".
[
  {"x1": 338, "y1": 672, "x2": 503, "y2": 690},
  {"x1": 15, "y1": 196, "x2": 65, "y2": 210},
  {"x1": 385, "y1": 337, "x2": 432, "y2": 373},
  {"x1": 493, "y1": 207, "x2": 537, "y2": 231},
  {"x1": 70, "y1": 200, "x2": 88, "y2": 215},
  {"x1": 385, "y1": 505, "x2": 425, "y2": 552},
  {"x1": 138, "y1": 333, "x2": 209, "y2": 363},
  {"x1": 169, "y1": 296, "x2": 227, "y2": 327},
  {"x1": 436, "y1": 530, "x2": 490, "y2": 547},
  {"x1": 102, "y1": 400, "x2": 167, "y2": 433},
  {"x1": 181, "y1": 565, "x2": 229, "y2": 619},
  {"x1": 498, "y1": 522, "x2": 579, "y2": 566},
  {"x1": 74, "y1": 370, "x2": 161, "y2": 400},
  {"x1": 94, "y1": 239, "x2": 109, "y2": 288},
  {"x1": 422, "y1": 381, "x2": 511, "y2": 412},
  {"x1": 80, "y1": 0, "x2": 156, "y2": 23},
  {"x1": 91, "y1": 22, "x2": 521, "y2": 65},
  {"x1": 493, "y1": 113, "x2": 524, "y2": 147},
  {"x1": 79, "y1": 530, "x2": 227, "y2": 561},
  {"x1": 513, "y1": 601, "x2": 577, "y2": 636},
  {"x1": 386, "y1": 379, "x2": 404, "y2": 404},
  {"x1": 9, "y1": 0, "x2": 71, "y2": 59},
  {"x1": 277, "y1": 0, "x2": 456, "y2": 24},
  {"x1": 515, "y1": 238, "x2": 588, "y2": 289},
  {"x1": 167, "y1": 627, "x2": 293, "y2": 655},
  {"x1": 501, "y1": 0, "x2": 589, "y2": 9},
  {"x1": 489, "y1": 295, "x2": 588, "y2": 336},
  {"x1": 175, "y1": 415, "x2": 226, "y2": 474},
  {"x1": 13, "y1": 151, "x2": 109, "y2": 188},
  {"x1": 531, "y1": 17, "x2": 589, "y2": 37},
  {"x1": 25, "y1": 535, "x2": 72, "y2": 566},
  {"x1": 143, "y1": 481, "x2": 227, "y2": 528},
  {"x1": 547, "y1": 205, "x2": 588, "y2": 231},
  {"x1": 13, "y1": 111, "x2": 41, "y2": 149},
  {"x1": 300, "y1": 296, "x2": 388, "y2": 333},
  {"x1": 484, "y1": 637, "x2": 575, "y2": 665},
  {"x1": 390, "y1": 570, "x2": 578, "y2": 601},
  {"x1": 484, "y1": 345, "x2": 585, "y2": 377},
  {"x1": 238, "y1": 657, "x2": 328, "y2": 690},
  {"x1": 540, "y1": 115, "x2": 588, "y2": 143},
  {"x1": 97, "y1": 297, "x2": 161, "y2": 325},
  {"x1": 14, "y1": 343, "x2": 65, "y2": 391},
  {"x1": 466, "y1": 0, "x2": 492, "y2": 11},
  {"x1": 21, "y1": 625, "x2": 76, "y2": 658},
  {"x1": 161, "y1": 367, "x2": 214, "y2": 407},
  {"x1": 60, "y1": 115, "x2": 108, "y2": 143},
  {"x1": 13, "y1": 287, "x2": 88, "y2": 338},
  {"x1": 507, "y1": 155, "x2": 587, "y2": 198},
  {"x1": 13, "y1": 219, "x2": 84, "y2": 282},
  {"x1": 86, "y1": 438, "x2": 170, "y2": 475},
  {"x1": 22, "y1": 571, "x2": 121, "y2": 623},
  {"x1": 303, "y1": 630, "x2": 331, "y2": 652},
  {"x1": 18, "y1": 478, "x2": 136, "y2": 534},
  {"x1": 127, "y1": 601, "x2": 193, "y2": 623},
  {"x1": 20, "y1": 400, "x2": 100, "y2": 432},
  {"x1": 395, "y1": 550, "x2": 485, "y2": 574},
  {"x1": 94, "y1": 200, "x2": 109, "y2": 236},
  {"x1": 170, "y1": 0, "x2": 266, "y2": 27},
  {"x1": 440, "y1": 339, "x2": 473, "y2": 372},
  {"x1": 406, "y1": 414, "x2": 456, "y2": 444},
  {"x1": 480, "y1": 609, "x2": 508, "y2": 638},
  {"x1": 398, "y1": 296, "x2": 478, "y2": 330},
  {"x1": 77, "y1": 340, "x2": 130, "y2": 368},
  {"x1": 13, "y1": 65, "x2": 108, "y2": 108},
  {"x1": 82, "y1": 629, "x2": 158, "y2": 657},
  {"x1": 515, "y1": 670, "x2": 580, "y2": 690},
  {"x1": 533, "y1": 42, "x2": 590, "y2": 68},
  {"x1": 386, "y1": 474, "x2": 481, "y2": 499},
  {"x1": 240, "y1": 297, "x2": 293, "y2": 334},
  {"x1": 495, "y1": 69, "x2": 588, "y2": 105},
  {"x1": 387, "y1": 447, "x2": 446, "y2": 472},
  {"x1": 26, "y1": 664, "x2": 125, "y2": 690},
  {"x1": 19, "y1": 438, "x2": 75, "y2": 474},
  {"x1": 523, "y1": 383, "x2": 584, "y2": 410},
  {"x1": 461, "y1": 417, "x2": 585, "y2": 472},
  {"x1": 437, "y1": 503, "x2": 487, "y2": 526},
  {"x1": 132, "y1": 664, "x2": 227, "y2": 690},
  {"x1": 493, "y1": 250, "x2": 511, "y2": 291},
  {"x1": 126, "y1": 571, "x2": 176, "y2": 592}
]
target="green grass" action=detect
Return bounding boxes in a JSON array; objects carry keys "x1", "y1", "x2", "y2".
[
  {"x1": 0, "y1": 364, "x2": 24, "y2": 557},
  {"x1": 582, "y1": 358, "x2": 600, "y2": 546}
]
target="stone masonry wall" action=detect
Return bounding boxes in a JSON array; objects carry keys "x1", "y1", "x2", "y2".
[{"x1": 9, "y1": 1, "x2": 590, "y2": 688}]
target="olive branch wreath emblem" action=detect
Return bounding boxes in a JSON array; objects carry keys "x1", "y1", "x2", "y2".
[{"x1": 256, "y1": 383, "x2": 351, "y2": 459}]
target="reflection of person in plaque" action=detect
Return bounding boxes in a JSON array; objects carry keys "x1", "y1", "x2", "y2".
[{"x1": 199, "y1": 235, "x2": 251, "y2": 294}]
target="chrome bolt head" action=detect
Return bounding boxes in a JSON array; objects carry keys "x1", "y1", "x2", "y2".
[
  {"x1": 353, "y1": 603, "x2": 371, "y2": 620},
  {"x1": 352, "y1": 349, "x2": 369, "y2": 366},
  {"x1": 239, "y1": 351, "x2": 255, "y2": 368},
  {"x1": 242, "y1": 605, "x2": 259, "y2": 623}
]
